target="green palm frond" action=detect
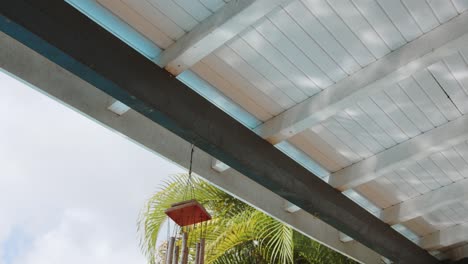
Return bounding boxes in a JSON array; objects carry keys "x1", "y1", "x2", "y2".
[
  {"x1": 138, "y1": 174, "x2": 246, "y2": 263},
  {"x1": 204, "y1": 209, "x2": 260, "y2": 263},
  {"x1": 258, "y1": 219, "x2": 294, "y2": 264},
  {"x1": 212, "y1": 242, "x2": 267, "y2": 264},
  {"x1": 138, "y1": 174, "x2": 357, "y2": 264},
  {"x1": 293, "y1": 231, "x2": 356, "y2": 264}
]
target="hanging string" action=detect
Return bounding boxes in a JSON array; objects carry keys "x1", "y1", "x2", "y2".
[
  {"x1": 183, "y1": 144, "x2": 196, "y2": 201},
  {"x1": 189, "y1": 143, "x2": 194, "y2": 176},
  {"x1": 189, "y1": 144, "x2": 195, "y2": 200}
]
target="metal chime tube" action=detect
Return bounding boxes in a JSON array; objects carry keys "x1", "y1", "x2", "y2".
[
  {"x1": 181, "y1": 232, "x2": 189, "y2": 264},
  {"x1": 199, "y1": 238, "x2": 206, "y2": 264},
  {"x1": 166, "y1": 237, "x2": 175, "y2": 264},
  {"x1": 194, "y1": 242, "x2": 201, "y2": 264},
  {"x1": 172, "y1": 245, "x2": 179, "y2": 264}
]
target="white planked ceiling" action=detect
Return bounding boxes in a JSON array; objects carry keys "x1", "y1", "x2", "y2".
[{"x1": 98, "y1": 0, "x2": 468, "y2": 258}]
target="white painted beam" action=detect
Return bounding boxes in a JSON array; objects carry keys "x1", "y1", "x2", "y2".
[
  {"x1": 211, "y1": 158, "x2": 230, "y2": 172},
  {"x1": 329, "y1": 114, "x2": 468, "y2": 190},
  {"x1": 381, "y1": 179, "x2": 468, "y2": 225},
  {"x1": 444, "y1": 243, "x2": 468, "y2": 261},
  {"x1": 419, "y1": 223, "x2": 468, "y2": 250},
  {"x1": 254, "y1": 12, "x2": 468, "y2": 144},
  {"x1": 158, "y1": 0, "x2": 290, "y2": 75},
  {"x1": 1, "y1": 32, "x2": 381, "y2": 264}
]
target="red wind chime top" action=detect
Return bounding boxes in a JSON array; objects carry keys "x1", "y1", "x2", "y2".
[{"x1": 165, "y1": 199, "x2": 211, "y2": 227}]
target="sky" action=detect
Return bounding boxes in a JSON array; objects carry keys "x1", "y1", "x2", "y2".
[{"x1": 0, "y1": 70, "x2": 185, "y2": 264}]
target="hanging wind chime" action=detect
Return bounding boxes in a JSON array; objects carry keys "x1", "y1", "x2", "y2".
[{"x1": 164, "y1": 145, "x2": 211, "y2": 264}]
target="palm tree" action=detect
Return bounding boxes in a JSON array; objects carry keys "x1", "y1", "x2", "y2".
[{"x1": 139, "y1": 174, "x2": 357, "y2": 264}]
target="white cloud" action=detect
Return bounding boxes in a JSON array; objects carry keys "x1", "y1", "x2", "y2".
[
  {"x1": 13, "y1": 209, "x2": 145, "y2": 264},
  {"x1": 0, "y1": 71, "x2": 184, "y2": 264}
]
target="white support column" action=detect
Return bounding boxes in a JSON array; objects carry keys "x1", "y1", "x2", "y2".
[
  {"x1": 157, "y1": 0, "x2": 291, "y2": 75},
  {"x1": 381, "y1": 179, "x2": 468, "y2": 225},
  {"x1": 0, "y1": 32, "x2": 381, "y2": 264},
  {"x1": 329, "y1": 114, "x2": 468, "y2": 191},
  {"x1": 254, "y1": 12, "x2": 468, "y2": 144},
  {"x1": 419, "y1": 223, "x2": 468, "y2": 251}
]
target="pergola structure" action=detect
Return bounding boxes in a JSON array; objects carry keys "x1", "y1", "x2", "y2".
[{"x1": 2, "y1": 0, "x2": 468, "y2": 263}]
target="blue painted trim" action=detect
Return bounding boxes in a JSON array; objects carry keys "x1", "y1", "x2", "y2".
[
  {"x1": 275, "y1": 141, "x2": 329, "y2": 178},
  {"x1": 66, "y1": 0, "x2": 161, "y2": 60},
  {"x1": 0, "y1": 14, "x2": 146, "y2": 115},
  {"x1": 177, "y1": 71, "x2": 261, "y2": 129},
  {"x1": 1, "y1": 13, "x2": 196, "y2": 144},
  {"x1": 2, "y1": 0, "x2": 328, "y2": 178},
  {"x1": 392, "y1": 224, "x2": 419, "y2": 242},
  {"x1": 343, "y1": 189, "x2": 381, "y2": 216},
  {"x1": 67, "y1": 0, "x2": 261, "y2": 129}
]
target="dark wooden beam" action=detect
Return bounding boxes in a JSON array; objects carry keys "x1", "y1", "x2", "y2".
[{"x1": 0, "y1": 1, "x2": 439, "y2": 263}]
